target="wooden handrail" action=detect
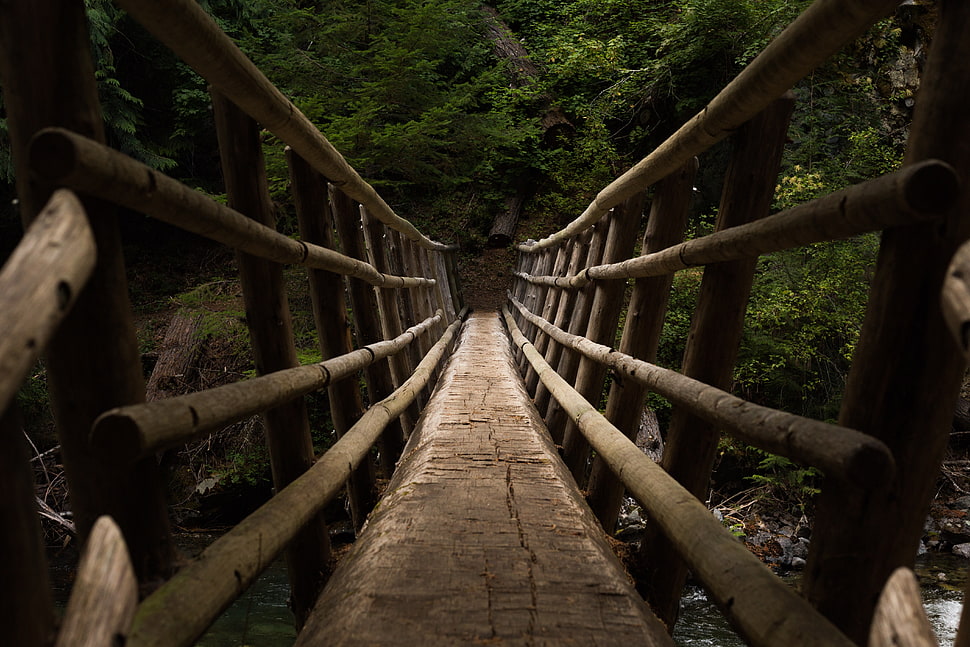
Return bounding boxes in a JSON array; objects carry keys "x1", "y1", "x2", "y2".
[
  {"x1": 126, "y1": 309, "x2": 467, "y2": 647},
  {"x1": 0, "y1": 189, "x2": 94, "y2": 415},
  {"x1": 92, "y1": 311, "x2": 444, "y2": 461},
  {"x1": 112, "y1": 0, "x2": 455, "y2": 252},
  {"x1": 507, "y1": 294, "x2": 894, "y2": 489},
  {"x1": 517, "y1": 159, "x2": 958, "y2": 289},
  {"x1": 29, "y1": 128, "x2": 435, "y2": 289},
  {"x1": 518, "y1": 0, "x2": 905, "y2": 253},
  {"x1": 502, "y1": 306, "x2": 855, "y2": 647}
]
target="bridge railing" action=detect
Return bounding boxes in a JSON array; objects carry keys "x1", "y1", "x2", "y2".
[
  {"x1": 509, "y1": 0, "x2": 969, "y2": 644},
  {"x1": 0, "y1": 1, "x2": 464, "y2": 645}
]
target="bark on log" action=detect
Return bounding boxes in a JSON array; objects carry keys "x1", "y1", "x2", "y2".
[
  {"x1": 55, "y1": 517, "x2": 138, "y2": 647},
  {"x1": 144, "y1": 311, "x2": 204, "y2": 401},
  {"x1": 867, "y1": 568, "x2": 937, "y2": 647},
  {"x1": 482, "y1": 6, "x2": 573, "y2": 145},
  {"x1": 488, "y1": 194, "x2": 525, "y2": 248},
  {"x1": 586, "y1": 158, "x2": 697, "y2": 530},
  {"x1": 212, "y1": 89, "x2": 329, "y2": 628},
  {"x1": 287, "y1": 149, "x2": 375, "y2": 531},
  {"x1": 0, "y1": 190, "x2": 94, "y2": 416}
]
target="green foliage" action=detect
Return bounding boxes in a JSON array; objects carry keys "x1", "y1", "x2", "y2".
[{"x1": 745, "y1": 450, "x2": 821, "y2": 513}]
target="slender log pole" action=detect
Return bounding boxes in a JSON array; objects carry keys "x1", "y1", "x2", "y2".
[
  {"x1": 211, "y1": 90, "x2": 329, "y2": 627},
  {"x1": 388, "y1": 230, "x2": 426, "y2": 407},
  {"x1": 29, "y1": 129, "x2": 434, "y2": 289},
  {"x1": 586, "y1": 158, "x2": 698, "y2": 529},
  {"x1": 803, "y1": 2, "x2": 970, "y2": 641},
  {"x1": 93, "y1": 314, "x2": 441, "y2": 459},
  {"x1": 525, "y1": 242, "x2": 573, "y2": 396},
  {"x1": 0, "y1": 190, "x2": 95, "y2": 414},
  {"x1": 561, "y1": 192, "x2": 646, "y2": 483},
  {"x1": 331, "y1": 190, "x2": 407, "y2": 477},
  {"x1": 114, "y1": 0, "x2": 452, "y2": 252},
  {"x1": 517, "y1": 159, "x2": 956, "y2": 290},
  {"x1": 287, "y1": 149, "x2": 376, "y2": 531},
  {"x1": 509, "y1": 295, "x2": 892, "y2": 487},
  {"x1": 0, "y1": 0, "x2": 175, "y2": 584},
  {"x1": 639, "y1": 95, "x2": 794, "y2": 630},
  {"x1": 362, "y1": 208, "x2": 416, "y2": 436},
  {"x1": 519, "y1": 0, "x2": 905, "y2": 253},
  {"x1": 544, "y1": 215, "x2": 611, "y2": 442},
  {"x1": 534, "y1": 233, "x2": 592, "y2": 415}
]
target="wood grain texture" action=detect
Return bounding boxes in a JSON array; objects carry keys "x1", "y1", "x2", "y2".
[
  {"x1": 55, "y1": 516, "x2": 138, "y2": 647},
  {"x1": 868, "y1": 568, "x2": 937, "y2": 647},
  {"x1": 300, "y1": 311, "x2": 672, "y2": 646}
]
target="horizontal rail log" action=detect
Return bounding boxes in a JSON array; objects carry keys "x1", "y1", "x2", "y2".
[
  {"x1": 28, "y1": 128, "x2": 435, "y2": 289},
  {"x1": 126, "y1": 309, "x2": 466, "y2": 647},
  {"x1": 93, "y1": 311, "x2": 444, "y2": 461},
  {"x1": 112, "y1": 0, "x2": 453, "y2": 252},
  {"x1": 942, "y1": 239, "x2": 970, "y2": 361},
  {"x1": 527, "y1": 160, "x2": 958, "y2": 289},
  {"x1": 0, "y1": 189, "x2": 94, "y2": 415},
  {"x1": 508, "y1": 295, "x2": 894, "y2": 489},
  {"x1": 519, "y1": 0, "x2": 906, "y2": 253},
  {"x1": 501, "y1": 306, "x2": 854, "y2": 647}
]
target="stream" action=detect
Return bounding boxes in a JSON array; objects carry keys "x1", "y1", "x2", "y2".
[
  {"x1": 48, "y1": 537, "x2": 966, "y2": 645},
  {"x1": 189, "y1": 552, "x2": 965, "y2": 646},
  {"x1": 673, "y1": 553, "x2": 966, "y2": 646}
]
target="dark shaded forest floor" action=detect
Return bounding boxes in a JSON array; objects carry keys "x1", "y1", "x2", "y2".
[{"x1": 457, "y1": 246, "x2": 515, "y2": 310}]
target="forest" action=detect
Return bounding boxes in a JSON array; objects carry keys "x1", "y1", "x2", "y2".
[{"x1": 0, "y1": 0, "x2": 941, "y2": 532}]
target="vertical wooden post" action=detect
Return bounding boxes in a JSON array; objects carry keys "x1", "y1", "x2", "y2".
[
  {"x1": 0, "y1": 407, "x2": 54, "y2": 647},
  {"x1": 637, "y1": 95, "x2": 794, "y2": 630},
  {"x1": 534, "y1": 232, "x2": 592, "y2": 416},
  {"x1": 286, "y1": 149, "x2": 376, "y2": 532},
  {"x1": 331, "y1": 189, "x2": 407, "y2": 477},
  {"x1": 511, "y1": 251, "x2": 539, "y2": 368},
  {"x1": 401, "y1": 237, "x2": 439, "y2": 398},
  {"x1": 803, "y1": 2, "x2": 970, "y2": 642},
  {"x1": 519, "y1": 249, "x2": 556, "y2": 374},
  {"x1": 544, "y1": 215, "x2": 612, "y2": 443},
  {"x1": 524, "y1": 241, "x2": 573, "y2": 396},
  {"x1": 361, "y1": 208, "x2": 416, "y2": 435},
  {"x1": 388, "y1": 230, "x2": 426, "y2": 408},
  {"x1": 211, "y1": 91, "x2": 329, "y2": 627},
  {"x1": 0, "y1": 0, "x2": 175, "y2": 584},
  {"x1": 560, "y1": 193, "x2": 646, "y2": 484},
  {"x1": 442, "y1": 249, "x2": 464, "y2": 314},
  {"x1": 432, "y1": 250, "x2": 458, "y2": 323},
  {"x1": 586, "y1": 158, "x2": 698, "y2": 529}
]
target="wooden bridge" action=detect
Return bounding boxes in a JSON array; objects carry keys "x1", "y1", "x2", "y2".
[{"x1": 1, "y1": 1, "x2": 969, "y2": 645}]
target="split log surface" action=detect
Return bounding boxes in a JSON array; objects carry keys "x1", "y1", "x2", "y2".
[
  {"x1": 503, "y1": 307, "x2": 855, "y2": 647},
  {"x1": 300, "y1": 312, "x2": 672, "y2": 646}
]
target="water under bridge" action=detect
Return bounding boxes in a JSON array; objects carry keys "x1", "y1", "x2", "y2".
[{"x1": 2, "y1": 1, "x2": 970, "y2": 646}]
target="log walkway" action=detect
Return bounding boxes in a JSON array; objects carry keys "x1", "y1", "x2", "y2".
[{"x1": 298, "y1": 311, "x2": 672, "y2": 645}]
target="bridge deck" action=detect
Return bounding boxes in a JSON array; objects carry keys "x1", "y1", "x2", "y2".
[{"x1": 296, "y1": 311, "x2": 673, "y2": 645}]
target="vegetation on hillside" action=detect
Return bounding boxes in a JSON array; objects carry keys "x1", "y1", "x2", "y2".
[{"x1": 0, "y1": 0, "x2": 936, "y2": 520}]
